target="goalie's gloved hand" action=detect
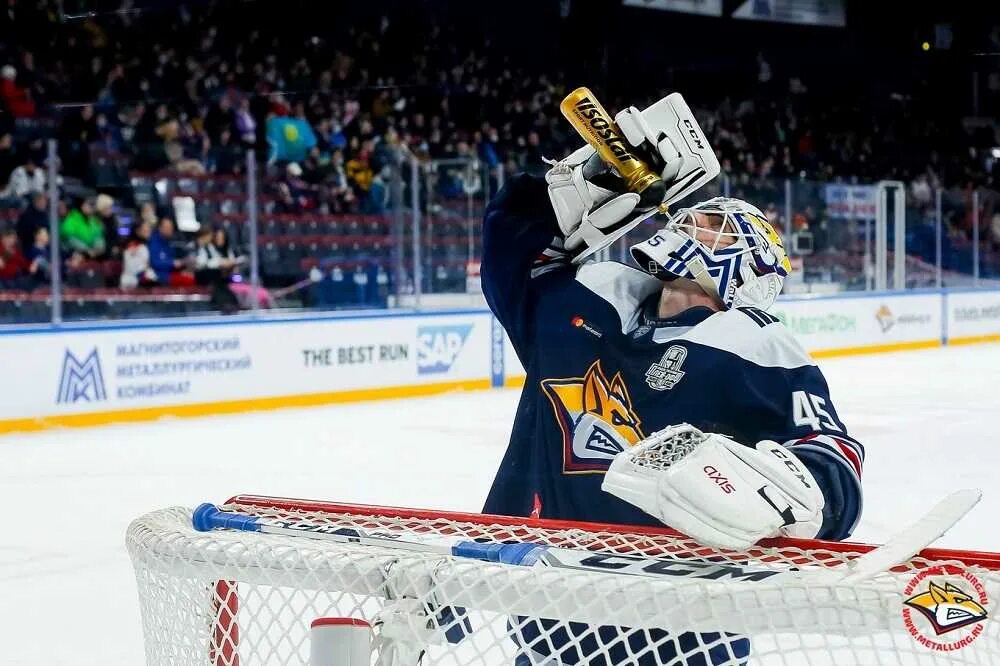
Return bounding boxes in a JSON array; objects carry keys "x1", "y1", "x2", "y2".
[
  {"x1": 601, "y1": 424, "x2": 825, "y2": 551},
  {"x1": 546, "y1": 93, "x2": 720, "y2": 263}
]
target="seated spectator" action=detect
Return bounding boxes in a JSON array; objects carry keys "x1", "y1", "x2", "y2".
[
  {"x1": 189, "y1": 226, "x2": 240, "y2": 312},
  {"x1": 213, "y1": 227, "x2": 242, "y2": 266},
  {"x1": 148, "y1": 216, "x2": 195, "y2": 286},
  {"x1": 95, "y1": 194, "x2": 121, "y2": 258},
  {"x1": 325, "y1": 149, "x2": 355, "y2": 212},
  {"x1": 0, "y1": 228, "x2": 31, "y2": 287},
  {"x1": 0, "y1": 65, "x2": 35, "y2": 118},
  {"x1": 274, "y1": 181, "x2": 302, "y2": 214},
  {"x1": 204, "y1": 96, "x2": 235, "y2": 144},
  {"x1": 362, "y1": 167, "x2": 389, "y2": 214},
  {"x1": 60, "y1": 198, "x2": 106, "y2": 259},
  {"x1": 207, "y1": 128, "x2": 242, "y2": 175},
  {"x1": 58, "y1": 105, "x2": 97, "y2": 178},
  {"x1": 346, "y1": 147, "x2": 374, "y2": 193},
  {"x1": 94, "y1": 112, "x2": 125, "y2": 153},
  {"x1": 26, "y1": 226, "x2": 50, "y2": 285},
  {"x1": 135, "y1": 103, "x2": 182, "y2": 172},
  {"x1": 0, "y1": 134, "x2": 16, "y2": 189},
  {"x1": 120, "y1": 220, "x2": 158, "y2": 289},
  {"x1": 3, "y1": 155, "x2": 45, "y2": 201},
  {"x1": 165, "y1": 139, "x2": 207, "y2": 175},
  {"x1": 190, "y1": 226, "x2": 236, "y2": 286},
  {"x1": 138, "y1": 201, "x2": 158, "y2": 228},
  {"x1": 16, "y1": 191, "x2": 47, "y2": 255},
  {"x1": 234, "y1": 97, "x2": 257, "y2": 146}
]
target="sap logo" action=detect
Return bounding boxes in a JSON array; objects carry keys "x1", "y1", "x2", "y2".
[
  {"x1": 57, "y1": 348, "x2": 107, "y2": 404},
  {"x1": 416, "y1": 324, "x2": 473, "y2": 375}
]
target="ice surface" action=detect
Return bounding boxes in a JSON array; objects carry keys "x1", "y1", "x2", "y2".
[{"x1": 0, "y1": 343, "x2": 998, "y2": 665}]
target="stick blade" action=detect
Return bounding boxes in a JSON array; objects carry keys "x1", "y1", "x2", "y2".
[{"x1": 840, "y1": 489, "x2": 982, "y2": 585}]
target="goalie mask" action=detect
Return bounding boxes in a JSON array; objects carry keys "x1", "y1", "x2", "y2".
[{"x1": 630, "y1": 197, "x2": 791, "y2": 310}]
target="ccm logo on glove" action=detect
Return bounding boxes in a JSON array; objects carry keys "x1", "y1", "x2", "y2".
[
  {"x1": 682, "y1": 119, "x2": 705, "y2": 150},
  {"x1": 768, "y1": 448, "x2": 812, "y2": 488},
  {"x1": 703, "y1": 466, "x2": 735, "y2": 494}
]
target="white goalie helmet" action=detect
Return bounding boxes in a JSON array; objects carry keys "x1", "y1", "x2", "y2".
[{"x1": 630, "y1": 197, "x2": 792, "y2": 310}]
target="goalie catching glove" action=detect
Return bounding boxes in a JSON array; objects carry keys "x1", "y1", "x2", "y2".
[
  {"x1": 546, "y1": 93, "x2": 720, "y2": 262},
  {"x1": 601, "y1": 424, "x2": 824, "y2": 551}
]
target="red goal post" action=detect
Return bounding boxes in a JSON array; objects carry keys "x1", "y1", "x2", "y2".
[{"x1": 126, "y1": 494, "x2": 1000, "y2": 666}]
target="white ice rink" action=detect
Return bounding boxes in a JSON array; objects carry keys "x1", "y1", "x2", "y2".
[{"x1": 1, "y1": 343, "x2": 999, "y2": 665}]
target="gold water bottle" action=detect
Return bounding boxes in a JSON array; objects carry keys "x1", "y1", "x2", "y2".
[{"x1": 559, "y1": 87, "x2": 667, "y2": 210}]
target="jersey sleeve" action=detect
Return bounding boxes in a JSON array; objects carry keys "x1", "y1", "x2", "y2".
[
  {"x1": 724, "y1": 308, "x2": 864, "y2": 541},
  {"x1": 481, "y1": 173, "x2": 571, "y2": 356},
  {"x1": 770, "y1": 359, "x2": 864, "y2": 541}
]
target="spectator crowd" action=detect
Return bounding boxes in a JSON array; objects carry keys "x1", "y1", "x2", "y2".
[
  {"x1": 4, "y1": 185, "x2": 244, "y2": 298},
  {"x1": 0, "y1": 0, "x2": 997, "y2": 308}
]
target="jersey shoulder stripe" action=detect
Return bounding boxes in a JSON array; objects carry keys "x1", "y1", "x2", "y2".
[
  {"x1": 574, "y1": 261, "x2": 663, "y2": 333},
  {"x1": 737, "y1": 306, "x2": 780, "y2": 327},
  {"x1": 676, "y1": 308, "x2": 814, "y2": 370}
]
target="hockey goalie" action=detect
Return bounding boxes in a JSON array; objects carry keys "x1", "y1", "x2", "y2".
[{"x1": 481, "y1": 93, "x2": 865, "y2": 665}]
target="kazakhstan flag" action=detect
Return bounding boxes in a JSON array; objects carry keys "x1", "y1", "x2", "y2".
[{"x1": 266, "y1": 116, "x2": 317, "y2": 163}]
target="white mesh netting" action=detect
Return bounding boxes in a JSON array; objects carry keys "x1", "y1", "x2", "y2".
[{"x1": 126, "y1": 495, "x2": 1000, "y2": 666}]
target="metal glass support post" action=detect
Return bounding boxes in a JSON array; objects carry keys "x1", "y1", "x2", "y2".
[
  {"x1": 935, "y1": 189, "x2": 943, "y2": 289},
  {"x1": 875, "y1": 181, "x2": 906, "y2": 290},
  {"x1": 47, "y1": 139, "x2": 62, "y2": 324},
  {"x1": 972, "y1": 189, "x2": 980, "y2": 287},
  {"x1": 874, "y1": 191, "x2": 887, "y2": 291},
  {"x1": 390, "y1": 150, "x2": 405, "y2": 305},
  {"x1": 892, "y1": 185, "x2": 906, "y2": 290},
  {"x1": 863, "y1": 218, "x2": 872, "y2": 291},
  {"x1": 410, "y1": 156, "x2": 422, "y2": 309},
  {"x1": 246, "y1": 150, "x2": 260, "y2": 314}
]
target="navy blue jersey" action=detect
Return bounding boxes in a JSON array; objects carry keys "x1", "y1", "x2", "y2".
[{"x1": 482, "y1": 174, "x2": 863, "y2": 541}]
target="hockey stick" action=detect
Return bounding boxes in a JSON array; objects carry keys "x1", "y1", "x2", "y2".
[
  {"x1": 192, "y1": 503, "x2": 786, "y2": 583},
  {"x1": 193, "y1": 489, "x2": 980, "y2": 586},
  {"x1": 837, "y1": 488, "x2": 981, "y2": 584}
]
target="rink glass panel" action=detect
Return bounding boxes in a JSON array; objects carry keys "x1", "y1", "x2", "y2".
[{"x1": 10, "y1": 136, "x2": 1000, "y2": 325}]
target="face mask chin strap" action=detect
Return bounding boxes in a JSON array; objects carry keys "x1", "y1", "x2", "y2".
[{"x1": 683, "y1": 254, "x2": 728, "y2": 309}]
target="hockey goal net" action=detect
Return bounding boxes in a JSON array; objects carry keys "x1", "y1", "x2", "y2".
[{"x1": 126, "y1": 495, "x2": 1000, "y2": 665}]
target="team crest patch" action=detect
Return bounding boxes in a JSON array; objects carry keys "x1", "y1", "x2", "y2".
[
  {"x1": 645, "y1": 345, "x2": 687, "y2": 391},
  {"x1": 902, "y1": 566, "x2": 989, "y2": 652},
  {"x1": 542, "y1": 360, "x2": 644, "y2": 473}
]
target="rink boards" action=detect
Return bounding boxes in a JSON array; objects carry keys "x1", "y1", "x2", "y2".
[{"x1": 0, "y1": 288, "x2": 997, "y2": 433}]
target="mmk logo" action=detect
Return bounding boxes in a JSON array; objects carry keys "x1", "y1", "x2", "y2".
[
  {"x1": 57, "y1": 348, "x2": 107, "y2": 404},
  {"x1": 416, "y1": 324, "x2": 474, "y2": 375}
]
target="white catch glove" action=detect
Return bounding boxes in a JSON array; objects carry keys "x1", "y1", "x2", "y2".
[
  {"x1": 601, "y1": 424, "x2": 825, "y2": 551},
  {"x1": 546, "y1": 93, "x2": 720, "y2": 263}
]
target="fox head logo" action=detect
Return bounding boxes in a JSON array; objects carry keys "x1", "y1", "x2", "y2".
[
  {"x1": 542, "y1": 361, "x2": 644, "y2": 473},
  {"x1": 904, "y1": 580, "x2": 988, "y2": 636},
  {"x1": 581, "y1": 361, "x2": 643, "y2": 447}
]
